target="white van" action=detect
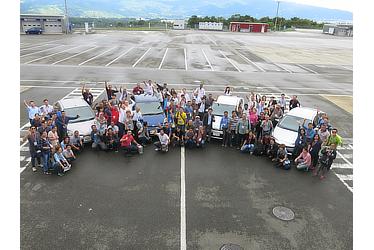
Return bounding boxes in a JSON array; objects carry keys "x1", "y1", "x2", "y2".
[{"x1": 211, "y1": 95, "x2": 244, "y2": 139}]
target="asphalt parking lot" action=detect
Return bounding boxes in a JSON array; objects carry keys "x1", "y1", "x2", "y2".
[{"x1": 20, "y1": 29, "x2": 353, "y2": 249}]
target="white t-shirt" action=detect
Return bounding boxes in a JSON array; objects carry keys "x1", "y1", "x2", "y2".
[
  {"x1": 195, "y1": 87, "x2": 205, "y2": 99},
  {"x1": 157, "y1": 133, "x2": 169, "y2": 145}
]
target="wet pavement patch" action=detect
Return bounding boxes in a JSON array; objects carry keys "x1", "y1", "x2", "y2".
[{"x1": 272, "y1": 206, "x2": 295, "y2": 221}]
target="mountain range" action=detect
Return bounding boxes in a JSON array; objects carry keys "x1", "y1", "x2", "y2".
[{"x1": 20, "y1": 0, "x2": 352, "y2": 21}]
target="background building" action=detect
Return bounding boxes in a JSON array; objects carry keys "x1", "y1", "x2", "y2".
[
  {"x1": 20, "y1": 14, "x2": 67, "y2": 34},
  {"x1": 323, "y1": 23, "x2": 353, "y2": 37},
  {"x1": 198, "y1": 22, "x2": 223, "y2": 31},
  {"x1": 173, "y1": 20, "x2": 186, "y2": 30},
  {"x1": 229, "y1": 22, "x2": 269, "y2": 33}
]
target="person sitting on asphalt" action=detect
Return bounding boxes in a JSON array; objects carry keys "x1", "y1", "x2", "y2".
[
  {"x1": 294, "y1": 147, "x2": 312, "y2": 171},
  {"x1": 60, "y1": 136, "x2": 71, "y2": 150},
  {"x1": 63, "y1": 144, "x2": 76, "y2": 164},
  {"x1": 105, "y1": 128, "x2": 119, "y2": 152},
  {"x1": 171, "y1": 126, "x2": 184, "y2": 147},
  {"x1": 267, "y1": 138, "x2": 279, "y2": 161},
  {"x1": 91, "y1": 124, "x2": 107, "y2": 151},
  {"x1": 314, "y1": 144, "x2": 337, "y2": 180},
  {"x1": 308, "y1": 134, "x2": 322, "y2": 170},
  {"x1": 184, "y1": 128, "x2": 195, "y2": 149},
  {"x1": 325, "y1": 128, "x2": 343, "y2": 147},
  {"x1": 154, "y1": 129, "x2": 170, "y2": 152},
  {"x1": 70, "y1": 130, "x2": 83, "y2": 153},
  {"x1": 240, "y1": 130, "x2": 256, "y2": 154},
  {"x1": 132, "y1": 83, "x2": 144, "y2": 95},
  {"x1": 195, "y1": 126, "x2": 206, "y2": 148},
  {"x1": 120, "y1": 130, "x2": 141, "y2": 155},
  {"x1": 53, "y1": 145, "x2": 71, "y2": 176},
  {"x1": 186, "y1": 119, "x2": 195, "y2": 132},
  {"x1": 274, "y1": 144, "x2": 290, "y2": 169},
  {"x1": 137, "y1": 121, "x2": 151, "y2": 146}
]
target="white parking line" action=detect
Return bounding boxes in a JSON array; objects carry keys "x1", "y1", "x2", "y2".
[
  {"x1": 79, "y1": 47, "x2": 116, "y2": 66},
  {"x1": 335, "y1": 174, "x2": 353, "y2": 192},
  {"x1": 336, "y1": 151, "x2": 353, "y2": 166},
  {"x1": 272, "y1": 62, "x2": 293, "y2": 73},
  {"x1": 105, "y1": 47, "x2": 134, "y2": 67},
  {"x1": 184, "y1": 48, "x2": 188, "y2": 71},
  {"x1": 52, "y1": 46, "x2": 98, "y2": 65},
  {"x1": 24, "y1": 45, "x2": 84, "y2": 64},
  {"x1": 20, "y1": 43, "x2": 50, "y2": 51},
  {"x1": 235, "y1": 51, "x2": 266, "y2": 72},
  {"x1": 296, "y1": 64, "x2": 319, "y2": 74},
  {"x1": 349, "y1": 144, "x2": 353, "y2": 150},
  {"x1": 201, "y1": 48, "x2": 214, "y2": 71},
  {"x1": 331, "y1": 163, "x2": 353, "y2": 169},
  {"x1": 180, "y1": 146, "x2": 186, "y2": 250},
  {"x1": 219, "y1": 50, "x2": 241, "y2": 72},
  {"x1": 21, "y1": 44, "x2": 66, "y2": 58},
  {"x1": 133, "y1": 47, "x2": 152, "y2": 68},
  {"x1": 159, "y1": 48, "x2": 169, "y2": 69}
]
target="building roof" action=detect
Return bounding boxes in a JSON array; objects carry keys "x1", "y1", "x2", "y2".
[
  {"x1": 229, "y1": 22, "x2": 269, "y2": 25},
  {"x1": 21, "y1": 14, "x2": 65, "y2": 18}
]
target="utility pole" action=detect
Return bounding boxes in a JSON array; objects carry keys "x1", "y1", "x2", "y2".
[
  {"x1": 64, "y1": 0, "x2": 69, "y2": 34},
  {"x1": 274, "y1": 1, "x2": 280, "y2": 31}
]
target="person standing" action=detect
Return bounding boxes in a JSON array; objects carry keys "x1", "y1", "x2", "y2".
[
  {"x1": 308, "y1": 134, "x2": 322, "y2": 170},
  {"x1": 220, "y1": 111, "x2": 230, "y2": 147},
  {"x1": 289, "y1": 95, "x2": 300, "y2": 110},
  {"x1": 278, "y1": 93, "x2": 287, "y2": 112},
  {"x1": 202, "y1": 107, "x2": 215, "y2": 142},
  {"x1": 175, "y1": 107, "x2": 187, "y2": 132},
  {"x1": 81, "y1": 84, "x2": 93, "y2": 106},
  {"x1": 325, "y1": 128, "x2": 343, "y2": 147},
  {"x1": 228, "y1": 111, "x2": 239, "y2": 147},
  {"x1": 194, "y1": 83, "x2": 205, "y2": 100},
  {"x1": 40, "y1": 131, "x2": 53, "y2": 175},
  {"x1": 27, "y1": 126, "x2": 42, "y2": 172},
  {"x1": 56, "y1": 111, "x2": 79, "y2": 140},
  {"x1": 236, "y1": 114, "x2": 250, "y2": 149},
  {"x1": 39, "y1": 99, "x2": 54, "y2": 118},
  {"x1": 314, "y1": 144, "x2": 337, "y2": 180},
  {"x1": 24, "y1": 100, "x2": 39, "y2": 124}
]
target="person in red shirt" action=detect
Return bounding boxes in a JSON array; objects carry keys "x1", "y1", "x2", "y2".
[
  {"x1": 111, "y1": 105, "x2": 119, "y2": 125},
  {"x1": 132, "y1": 83, "x2": 144, "y2": 95},
  {"x1": 120, "y1": 130, "x2": 141, "y2": 155}
]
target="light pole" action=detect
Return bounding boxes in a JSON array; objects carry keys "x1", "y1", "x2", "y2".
[
  {"x1": 64, "y1": 0, "x2": 69, "y2": 34},
  {"x1": 274, "y1": 1, "x2": 280, "y2": 31}
]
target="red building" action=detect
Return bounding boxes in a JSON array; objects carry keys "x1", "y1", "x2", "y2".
[{"x1": 229, "y1": 22, "x2": 269, "y2": 33}]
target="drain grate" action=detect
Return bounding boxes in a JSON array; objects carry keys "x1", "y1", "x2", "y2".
[
  {"x1": 220, "y1": 243, "x2": 244, "y2": 250},
  {"x1": 272, "y1": 206, "x2": 295, "y2": 221}
]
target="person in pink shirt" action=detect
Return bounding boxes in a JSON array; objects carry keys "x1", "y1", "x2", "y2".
[
  {"x1": 249, "y1": 107, "x2": 258, "y2": 131},
  {"x1": 294, "y1": 147, "x2": 312, "y2": 171}
]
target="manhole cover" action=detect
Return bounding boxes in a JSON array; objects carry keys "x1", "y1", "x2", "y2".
[
  {"x1": 220, "y1": 243, "x2": 243, "y2": 250},
  {"x1": 272, "y1": 206, "x2": 295, "y2": 221}
]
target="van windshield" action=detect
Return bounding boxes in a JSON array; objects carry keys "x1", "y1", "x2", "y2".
[
  {"x1": 211, "y1": 103, "x2": 236, "y2": 116},
  {"x1": 277, "y1": 115, "x2": 312, "y2": 132},
  {"x1": 136, "y1": 102, "x2": 163, "y2": 115},
  {"x1": 64, "y1": 106, "x2": 95, "y2": 123}
]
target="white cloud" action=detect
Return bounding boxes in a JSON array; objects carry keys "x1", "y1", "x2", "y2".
[{"x1": 281, "y1": 0, "x2": 352, "y2": 12}]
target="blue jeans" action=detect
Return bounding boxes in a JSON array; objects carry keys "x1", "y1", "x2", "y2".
[
  {"x1": 241, "y1": 144, "x2": 255, "y2": 153},
  {"x1": 42, "y1": 152, "x2": 51, "y2": 172}
]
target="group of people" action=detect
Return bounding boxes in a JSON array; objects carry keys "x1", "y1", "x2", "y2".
[{"x1": 23, "y1": 80, "x2": 342, "y2": 180}]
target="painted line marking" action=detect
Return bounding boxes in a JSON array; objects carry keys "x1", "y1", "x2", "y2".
[
  {"x1": 24, "y1": 45, "x2": 84, "y2": 64},
  {"x1": 204, "y1": 34, "x2": 218, "y2": 46},
  {"x1": 20, "y1": 162, "x2": 30, "y2": 174},
  {"x1": 184, "y1": 48, "x2": 188, "y2": 71},
  {"x1": 52, "y1": 46, "x2": 98, "y2": 65},
  {"x1": 21, "y1": 44, "x2": 66, "y2": 58},
  {"x1": 335, "y1": 174, "x2": 353, "y2": 181},
  {"x1": 336, "y1": 151, "x2": 353, "y2": 167},
  {"x1": 133, "y1": 47, "x2": 152, "y2": 68},
  {"x1": 236, "y1": 51, "x2": 266, "y2": 72},
  {"x1": 79, "y1": 47, "x2": 116, "y2": 66},
  {"x1": 105, "y1": 47, "x2": 134, "y2": 67},
  {"x1": 296, "y1": 64, "x2": 319, "y2": 74},
  {"x1": 272, "y1": 62, "x2": 293, "y2": 73},
  {"x1": 335, "y1": 174, "x2": 353, "y2": 192},
  {"x1": 201, "y1": 48, "x2": 214, "y2": 71},
  {"x1": 20, "y1": 43, "x2": 50, "y2": 51},
  {"x1": 159, "y1": 48, "x2": 169, "y2": 69},
  {"x1": 180, "y1": 146, "x2": 186, "y2": 250},
  {"x1": 219, "y1": 50, "x2": 241, "y2": 72},
  {"x1": 349, "y1": 144, "x2": 353, "y2": 150},
  {"x1": 337, "y1": 153, "x2": 353, "y2": 160},
  {"x1": 331, "y1": 163, "x2": 353, "y2": 169}
]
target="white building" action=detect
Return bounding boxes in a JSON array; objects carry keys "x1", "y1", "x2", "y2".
[
  {"x1": 198, "y1": 22, "x2": 223, "y2": 31},
  {"x1": 173, "y1": 20, "x2": 186, "y2": 30},
  {"x1": 20, "y1": 14, "x2": 67, "y2": 34}
]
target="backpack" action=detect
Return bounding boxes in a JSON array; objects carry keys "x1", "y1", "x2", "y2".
[{"x1": 253, "y1": 142, "x2": 265, "y2": 156}]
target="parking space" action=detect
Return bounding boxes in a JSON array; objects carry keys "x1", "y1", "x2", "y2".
[{"x1": 161, "y1": 48, "x2": 186, "y2": 70}]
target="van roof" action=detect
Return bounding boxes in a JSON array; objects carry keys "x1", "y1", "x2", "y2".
[
  {"x1": 216, "y1": 95, "x2": 243, "y2": 105},
  {"x1": 134, "y1": 94, "x2": 159, "y2": 103}
]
